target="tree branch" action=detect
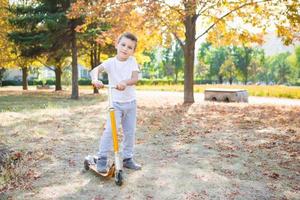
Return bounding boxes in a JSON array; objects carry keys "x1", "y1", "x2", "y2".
[
  {"x1": 153, "y1": 0, "x2": 185, "y2": 17},
  {"x1": 36, "y1": 58, "x2": 54, "y2": 71},
  {"x1": 195, "y1": 0, "x2": 272, "y2": 42},
  {"x1": 172, "y1": 32, "x2": 184, "y2": 48}
]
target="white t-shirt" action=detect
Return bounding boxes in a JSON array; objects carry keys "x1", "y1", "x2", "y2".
[{"x1": 102, "y1": 56, "x2": 139, "y2": 102}]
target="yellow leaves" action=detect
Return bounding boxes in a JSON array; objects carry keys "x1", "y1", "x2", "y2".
[
  {"x1": 135, "y1": 53, "x2": 151, "y2": 66},
  {"x1": 276, "y1": 24, "x2": 294, "y2": 45},
  {"x1": 0, "y1": 0, "x2": 16, "y2": 67},
  {"x1": 220, "y1": 57, "x2": 237, "y2": 77},
  {"x1": 75, "y1": 24, "x2": 87, "y2": 33},
  {"x1": 67, "y1": 0, "x2": 87, "y2": 19}
]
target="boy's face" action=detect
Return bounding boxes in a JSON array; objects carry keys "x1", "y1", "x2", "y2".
[{"x1": 115, "y1": 37, "x2": 136, "y2": 61}]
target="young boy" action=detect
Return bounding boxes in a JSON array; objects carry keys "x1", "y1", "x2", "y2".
[{"x1": 90, "y1": 32, "x2": 141, "y2": 173}]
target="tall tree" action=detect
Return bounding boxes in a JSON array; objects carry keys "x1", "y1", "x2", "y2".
[
  {"x1": 275, "y1": 53, "x2": 292, "y2": 84},
  {"x1": 232, "y1": 46, "x2": 253, "y2": 84},
  {"x1": 161, "y1": 46, "x2": 173, "y2": 78},
  {"x1": 248, "y1": 48, "x2": 265, "y2": 83},
  {"x1": 142, "y1": 50, "x2": 159, "y2": 79},
  {"x1": 77, "y1": 22, "x2": 116, "y2": 93},
  {"x1": 220, "y1": 56, "x2": 237, "y2": 85},
  {"x1": 206, "y1": 47, "x2": 228, "y2": 83},
  {"x1": 37, "y1": 50, "x2": 70, "y2": 91},
  {"x1": 196, "y1": 42, "x2": 211, "y2": 80},
  {"x1": 0, "y1": 0, "x2": 22, "y2": 85},
  {"x1": 138, "y1": 0, "x2": 300, "y2": 102},
  {"x1": 295, "y1": 46, "x2": 300, "y2": 82},
  {"x1": 172, "y1": 41, "x2": 184, "y2": 83},
  {"x1": 0, "y1": 0, "x2": 12, "y2": 66},
  {"x1": 69, "y1": 0, "x2": 163, "y2": 77},
  {"x1": 8, "y1": 0, "x2": 82, "y2": 97},
  {"x1": 70, "y1": 0, "x2": 300, "y2": 102},
  {"x1": 266, "y1": 52, "x2": 291, "y2": 84}
]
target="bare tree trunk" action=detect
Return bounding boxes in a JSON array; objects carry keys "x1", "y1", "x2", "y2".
[
  {"x1": 0, "y1": 68, "x2": 5, "y2": 86},
  {"x1": 183, "y1": 7, "x2": 196, "y2": 103},
  {"x1": 175, "y1": 70, "x2": 178, "y2": 84},
  {"x1": 21, "y1": 67, "x2": 28, "y2": 90},
  {"x1": 229, "y1": 77, "x2": 233, "y2": 85},
  {"x1": 218, "y1": 75, "x2": 223, "y2": 84},
  {"x1": 55, "y1": 67, "x2": 62, "y2": 91},
  {"x1": 90, "y1": 42, "x2": 99, "y2": 94},
  {"x1": 71, "y1": 27, "x2": 78, "y2": 99}
]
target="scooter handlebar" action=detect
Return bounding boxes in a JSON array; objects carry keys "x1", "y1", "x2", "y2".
[
  {"x1": 103, "y1": 85, "x2": 116, "y2": 89},
  {"x1": 92, "y1": 82, "x2": 116, "y2": 89}
]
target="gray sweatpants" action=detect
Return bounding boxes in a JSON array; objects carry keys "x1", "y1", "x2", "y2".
[{"x1": 98, "y1": 100, "x2": 136, "y2": 159}]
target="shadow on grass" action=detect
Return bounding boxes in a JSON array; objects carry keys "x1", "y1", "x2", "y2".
[{"x1": 0, "y1": 90, "x2": 106, "y2": 112}]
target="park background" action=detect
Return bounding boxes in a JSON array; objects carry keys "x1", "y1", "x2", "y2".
[{"x1": 1, "y1": 0, "x2": 300, "y2": 199}]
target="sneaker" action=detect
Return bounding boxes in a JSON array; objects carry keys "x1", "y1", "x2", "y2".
[
  {"x1": 97, "y1": 157, "x2": 108, "y2": 173},
  {"x1": 123, "y1": 158, "x2": 142, "y2": 170}
]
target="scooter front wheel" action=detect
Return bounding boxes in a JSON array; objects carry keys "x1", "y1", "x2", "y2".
[{"x1": 115, "y1": 170, "x2": 123, "y2": 186}]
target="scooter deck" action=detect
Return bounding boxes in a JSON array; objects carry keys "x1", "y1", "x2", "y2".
[{"x1": 84, "y1": 155, "x2": 115, "y2": 178}]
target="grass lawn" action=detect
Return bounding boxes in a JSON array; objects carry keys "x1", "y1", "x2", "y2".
[{"x1": 0, "y1": 89, "x2": 105, "y2": 112}]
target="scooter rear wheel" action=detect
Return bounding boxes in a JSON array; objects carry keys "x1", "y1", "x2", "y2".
[{"x1": 115, "y1": 170, "x2": 123, "y2": 186}]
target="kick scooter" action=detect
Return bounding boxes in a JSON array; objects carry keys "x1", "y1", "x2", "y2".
[{"x1": 84, "y1": 85, "x2": 123, "y2": 186}]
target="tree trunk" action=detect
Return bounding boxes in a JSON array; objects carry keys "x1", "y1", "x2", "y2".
[
  {"x1": 218, "y1": 75, "x2": 223, "y2": 84},
  {"x1": 183, "y1": 12, "x2": 196, "y2": 103},
  {"x1": 0, "y1": 68, "x2": 5, "y2": 86},
  {"x1": 21, "y1": 67, "x2": 28, "y2": 90},
  {"x1": 55, "y1": 67, "x2": 62, "y2": 91},
  {"x1": 244, "y1": 78, "x2": 247, "y2": 84},
  {"x1": 71, "y1": 27, "x2": 79, "y2": 99},
  {"x1": 175, "y1": 70, "x2": 178, "y2": 84},
  {"x1": 91, "y1": 42, "x2": 99, "y2": 94}
]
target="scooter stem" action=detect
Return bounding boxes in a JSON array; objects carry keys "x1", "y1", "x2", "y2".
[
  {"x1": 104, "y1": 85, "x2": 116, "y2": 109},
  {"x1": 104, "y1": 85, "x2": 122, "y2": 171}
]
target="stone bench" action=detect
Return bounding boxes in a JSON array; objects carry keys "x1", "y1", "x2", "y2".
[{"x1": 204, "y1": 88, "x2": 248, "y2": 102}]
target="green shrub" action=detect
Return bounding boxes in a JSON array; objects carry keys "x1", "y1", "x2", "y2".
[
  {"x1": 45, "y1": 79, "x2": 55, "y2": 85},
  {"x1": 78, "y1": 79, "x2": 91, "y2": 85},
  {"x1": 101, "y1": 79, "x2": 108, "y2": 84},
  {"x1": 2, "y1": 80, "x2": 22, "y2": 86},
  {"x1": 138, "y1": 79, "x2": 181, "y2": 85},
  {"x1": 194, "y1": 79, "x2": 213, "y2": 84},
  {"x1": 293, "y1": 79, "x2": 300, "y2": 86},
  {"x1": 137, "y1": 79, "x2": 213, "y2": 85},
  {"x1": 28, "y1": 79, "x2": 54, "y2": 86}
]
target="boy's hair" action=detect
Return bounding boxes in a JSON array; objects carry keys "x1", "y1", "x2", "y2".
[{"x1": 118, "y1": 32, "x2": 138, "y2": 49}]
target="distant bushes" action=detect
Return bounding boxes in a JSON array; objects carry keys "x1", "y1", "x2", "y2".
[
  {"x1": 2, "y1": 79, "x2": 56, "y2": 86},
  {"x1": 2, "y1": 78, "x2": 299, "y2": 86},
  {"x1": 138, "y1": 79, "x2": 213, "y2": 85},
  {"x1": 1, "y1": 80, "x2": 22, "y2": 86},
  {"x1": 1, "y1": 78, "x2": 108, "y2": 86},
  {"x1": 138, "y1": 79, "x2": 182, "y2": 85}
]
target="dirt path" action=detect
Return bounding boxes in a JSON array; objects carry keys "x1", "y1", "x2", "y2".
[{"x1": 1, "y1": 90, "x2": 299, "y2": 200}]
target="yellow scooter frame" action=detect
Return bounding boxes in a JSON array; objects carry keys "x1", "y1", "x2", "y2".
[
  {"x1": 84, "y1": 85, "x2": 123, "y2": 186},
  {"x1": 106, "y1": 85, "x2": 123, "y2": 186}
]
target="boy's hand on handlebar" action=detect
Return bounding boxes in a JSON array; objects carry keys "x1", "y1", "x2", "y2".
[
  {"x1": 116, "y1": 81, "x2": 127, "y2": 91},
  {"x1": 92, "y1": 80, "x2": 104, "y2": 89}
]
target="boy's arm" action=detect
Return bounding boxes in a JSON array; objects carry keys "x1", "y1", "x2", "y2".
[
  {"x1": 90, "y1": 65, "x2": 105, "y2": 81},
  {"x1": 116, "y1": 71, "x2": 139, "y2": 90},
  {"x1": 124, "y1": 71, "x2": 139, "y2": 86},
  {"x1": 90, "y1": 65, "x2": 105, "y2": 88}
]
